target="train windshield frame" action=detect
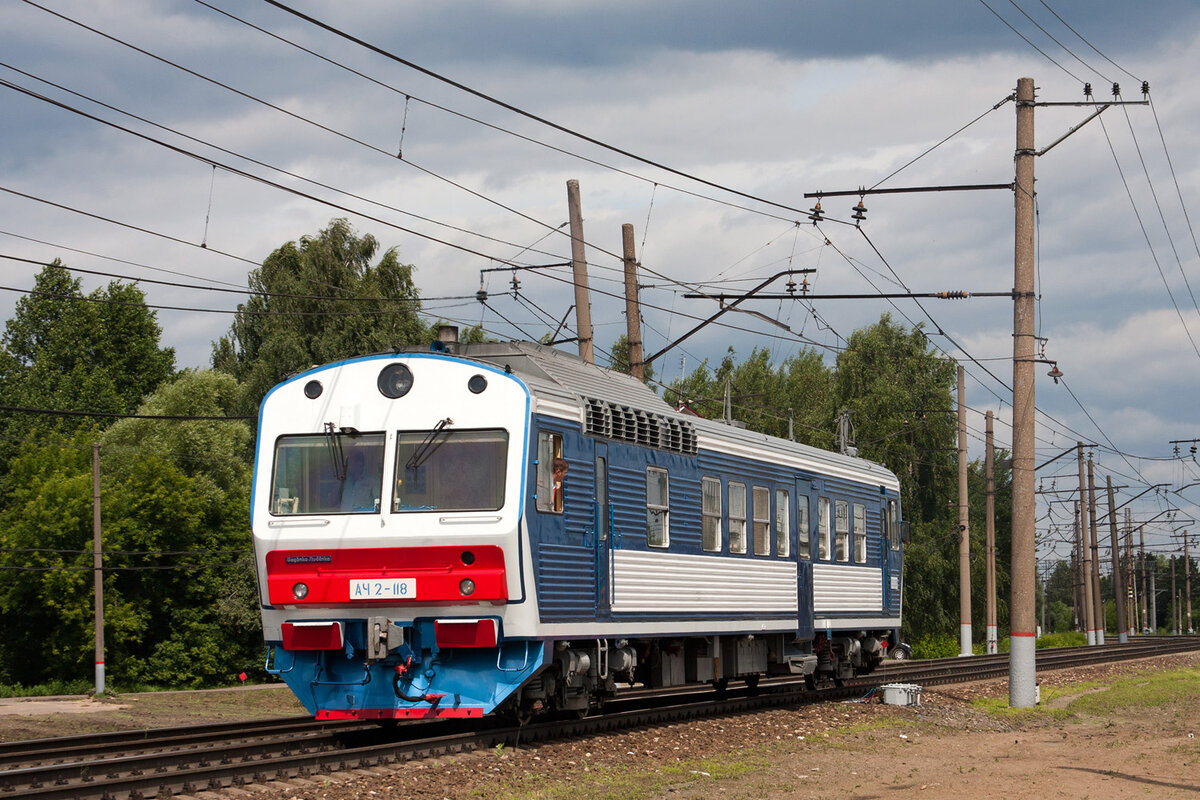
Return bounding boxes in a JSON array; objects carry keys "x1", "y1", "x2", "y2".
[
  {"x1": 393, "y1": 427, "x2": 508, "y2": 512},
  {"x1": 270, "y1": 431, "x2": 386, "y2": 516}
]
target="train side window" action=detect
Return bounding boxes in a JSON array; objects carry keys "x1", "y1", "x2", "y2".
[
  {"x1": 888, "y1": 499, "x2": 900, "y2": 550},
  {"x1": 701, "y1": 476, "x2": 722, "y2": 552},
  {"x1": 535, "y1": 432, "x2": 564, "y2": 513},
  {"x1": 853, "y1": 502, "x2": 867, "y2": 563},
  {"x1": 728, "y1": 481, "x2": 747, "y2": 554},
  {"x1": 646, "y1": 467, "x2": 669, "y2": 548},
  {"x1": 817, "y1": 496, "x2": 830, "y2": 560},
  {"x1": 775, "y1": 488, "x2": 790, "y2": 558},
  {"x1": 752, "y1": 486, "x2": 770, "y2": 556},
  {"x1": 796, "y1": 494, "x2": 810, "y2": 560},
  {"x1": 835, "y1": 499, "x2": 850, "y2": 561}
]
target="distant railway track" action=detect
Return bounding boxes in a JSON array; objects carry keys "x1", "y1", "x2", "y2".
[{"x1": 2, "y1": 637, "x2": 1196, "y2": 800}]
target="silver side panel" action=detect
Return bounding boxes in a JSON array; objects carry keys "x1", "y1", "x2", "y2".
[
  {"x1": 813, "y1": 564, "x2": 883, "y2": 613},
  {"x1": 612, "y1": 550, "x2": 797, "y2": 613}
]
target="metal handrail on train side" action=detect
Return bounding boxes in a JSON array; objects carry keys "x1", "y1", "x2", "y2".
[{"x1": 496, "y1": 640, "x2": 533, "y2": 673}]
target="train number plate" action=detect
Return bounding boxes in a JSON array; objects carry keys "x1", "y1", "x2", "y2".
[{"x1": 349, "y1": 578, "x2": 416, "y2": 600}]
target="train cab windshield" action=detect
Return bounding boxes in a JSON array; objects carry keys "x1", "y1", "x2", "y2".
[
  {"x1": 269, "y1": 428, "x2": 509, "y2": 516},
  {"x1": 394, "y1": 428, "x2": 508, "y2": 512},
  {"x1": 270, "y1": 432, "x2": 386, "y2": 515}
]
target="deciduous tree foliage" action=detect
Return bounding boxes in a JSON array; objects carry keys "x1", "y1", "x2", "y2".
[
  {"x1": 212, "y1": 218, "x2": 429, "y2": 411},
  {"x1": 0, "y1": 372, "x2": 256, "y2": 687},
  {"x1": 0, "y1": 262, "x2": 175, "y2": 469},
  {"x1": 666, "y1": 346, "x2": 836, "y2": 449}
]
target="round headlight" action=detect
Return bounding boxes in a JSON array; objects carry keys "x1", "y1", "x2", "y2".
[
  {"x1": 467, "y1": 374, "x2": 487, "y2": 394},
  {"x1": 377, "y1": 363, "x2": 414, "y2": 399},
  {"x1": 459, "y1": 578, "x2": 476, "y2": 597},
  {"x1": 292, "y1": 582, "x2": 309, "y2": 600},
  {"x1": 303, "y1": 380, "x2": 323, "y2": 399}
]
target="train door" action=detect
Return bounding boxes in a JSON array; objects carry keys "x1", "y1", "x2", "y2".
[
  {"x1": 794, "y1": 478, "x2": 814, "y2": 640},
  {"x1": 593, "y1": 442, "x2": 612, "y2": 618},
  {"x1": 882, "y1": 494, "x2": 901, "y2": 615},
  {"x1": 880, "y1": 494, "x2": 891, "y2": 610}
]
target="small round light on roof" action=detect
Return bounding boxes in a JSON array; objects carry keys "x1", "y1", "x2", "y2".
[
  {"x1": 377, "y1": 363, "x2": 414, "y2": 399},
  {"x1": 467, "y1": 374, "x2": 487, "y2": 394},
  {"x1": 303, "y1": 380, "x2": 323, "y2": 399}
]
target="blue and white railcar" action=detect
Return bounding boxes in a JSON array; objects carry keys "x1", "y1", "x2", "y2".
[{"x1": 252, "y1": 337, "x2": 905, "y2": 722}]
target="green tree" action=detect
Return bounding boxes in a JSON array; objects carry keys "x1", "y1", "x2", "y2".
[
  {"x1": 665, "y1": 346, "x2": 835, "y2": 449},
  {"x1": 213, "y1": 218, "x2": 429, "y2": 411},
  {"x1": 833, "y1": 314, "x2": 958, "y2": 642},
  {"x1": 0, "y1": 262, "x2": 175, "y2": 468},
  {"x1": 0, "y1": 372, "x2": 257, "y2": 688}
]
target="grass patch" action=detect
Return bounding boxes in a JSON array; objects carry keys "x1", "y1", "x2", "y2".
[
  {"x1": 1066, "y1": 668, "x2": 1200, "y2": 714},
  {"x1": 477, "y1": 752, "x2": 768, "y2": 800},
  {"x1": 0, "y1": 679, "x2": 93, "y2": 698}
]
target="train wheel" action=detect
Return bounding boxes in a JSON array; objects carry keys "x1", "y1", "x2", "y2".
[
  {"x1": 744, "y1": 674, "x2": 761, "y2": 694},
  {"x1": 804, "y1": 674, "x2": 817, "y2": 691},
  {"x1": 712, "y1": 678, "x2": 729, "y2": 698}
]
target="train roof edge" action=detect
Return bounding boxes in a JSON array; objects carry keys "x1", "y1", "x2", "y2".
[{"x1": 391, "y1": 340, "x2": 900, "y2": 489}]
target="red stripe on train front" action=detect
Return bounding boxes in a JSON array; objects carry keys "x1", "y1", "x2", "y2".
[
  {"x1": 315, "y1": 707, "x2": 484, "y2": 720},
  {"x1": 264, "y1": 546, "x2": 507, "y2": 605}
]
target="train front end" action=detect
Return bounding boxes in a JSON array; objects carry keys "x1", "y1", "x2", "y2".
[{"x1": 251, "y1": 352, "x2": 540, "y2": 720}]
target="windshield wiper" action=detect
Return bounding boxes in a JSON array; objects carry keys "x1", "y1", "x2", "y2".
[{"x1": 405, "y1": 417, "x2": 454, "y2": 471}]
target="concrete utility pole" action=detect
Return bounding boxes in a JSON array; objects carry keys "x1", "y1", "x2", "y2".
[
  {"x1": 1009, "y1": 76, "x2": 1038, "y2": 707},
  {"x1": 985, "y1": 411, "x2": 998, "y2": 653},
  {"x1": 957, "y1": 365, "x2": 972, "y2": 656},
  {"x1": 1125, "y1": 509, "x2": 1136, "y2": 637},
  {"x1": 1080, "y1": 503, "x2": 1089, "y2": 628},
  {"x1": 92, "y1": 443, "x2": 105, "y2": 695},
  {"x1": 1087, "y1": 456, "x2": 1105, "y2": 645},
  {"x1": 566, "y1": 179, "x2": 594, "y2": 364},
  {"x1": 1077, "y1": 444, "x2": 1096, "y2": 645},
  {"x1": 1140, "y1": 523, "x2": 1149, "y2": 633},
  {"x1": 621, "y1": 223, "x2": 645, "y2": 381},
  {"x1": 1186, "y1": 532, "x2": 1194, "y2": 634},
  {"x1": 1106, "y1": 475, "x2": 1128, "y2": 643}
]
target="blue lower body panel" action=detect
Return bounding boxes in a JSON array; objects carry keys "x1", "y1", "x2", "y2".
[{"x1": 267, "y1": 619, "x2": 546, "y2": 720}]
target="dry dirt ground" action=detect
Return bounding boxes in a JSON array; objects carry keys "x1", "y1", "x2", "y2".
[{"x1": 1, "y1": 651, "x2": 1197, "y2": 800}]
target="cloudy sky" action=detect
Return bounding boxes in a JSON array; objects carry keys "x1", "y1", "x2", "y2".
[{"x1": 3, "y1": 0, "x2": 1200, "y2": 568}]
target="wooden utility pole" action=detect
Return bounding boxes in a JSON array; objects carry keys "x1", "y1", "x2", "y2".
[
  {"x1": 1106, "y1": 475, "x2": 1128, "y2": 643},
  {"x1": 1009, "y1": 76, "x2": 1038, "y2": 706},
  {"x1": 1072, "y1": 503, "x2": 1083, "y2": 630},
  {"x1": 92, "y1": 443, "x2": 105, "y2": 695},
  {"x1": 957, "y1": 365, "x2": 972, "y2": 656},
  {"x1": 566, "y1": 179, "x2": 594, "y2": 364},
  {"x1": 1077, "y1": 444, "x2": 1096, "y2": 644},
  {"x1": 985, "y1": 411, "x2": 998, "y2": 653},
  {"x1": 1087, "y1": 456, "x2": 1104, "y2": 644},
  {"x1": 621, "y1": 223, "x2": 645, "y2": 381}
]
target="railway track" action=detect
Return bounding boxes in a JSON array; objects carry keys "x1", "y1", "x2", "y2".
[{"x1": 2, "y1": 637, "x2": 1195, "y2": 800}]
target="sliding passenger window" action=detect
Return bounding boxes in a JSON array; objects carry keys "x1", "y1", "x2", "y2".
[
  {"x1": 775, "y1": 489, "x2": 790, "y2": 558},
  {"x1": 817, "y1": 496, "x2": 830, "y2": 560},
  {"x1": 888, "y1": 499, "x2": 900, "y2": 551},
  {"x1": 753, "y1": 486, "x2": 771, "y2": 556},
  {"x1": 835, "y1": 499, "x2": 850, "y2": 562},
  {"x1": 646, "y1": 467, "x2": 669, "y2": 548},
  {"x1": 535, "y1": 431, "x2": 565, "y2": 513},
  {"x1": 701, "y1": 476, "x2": 722, "y2": 552},
  {"x1": 797, "y1": 494, "x2": 810, "y2": 560},
  {"x1": 853, "y1": 502, "x2": 867, "y2": 563},
  {"x1": 729, "y1": 481, "x2": 747, "y2": 554}
]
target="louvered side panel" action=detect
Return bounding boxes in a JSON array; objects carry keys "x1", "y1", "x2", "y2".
[
  {"x1": 612, "y1": 550, "x2": 797, "y2": 614},
  {"x1": 534, "y1": 543, "x2": 595, "y2": 620},
  {"x1": 812, "y1": 564, "x2": 883, "y2": 612}
]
